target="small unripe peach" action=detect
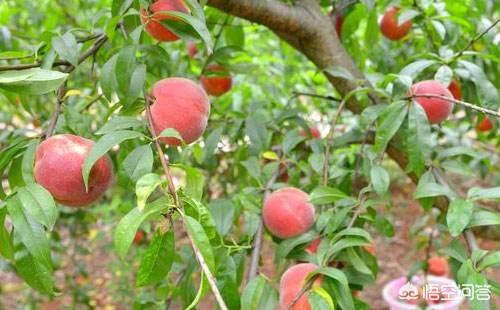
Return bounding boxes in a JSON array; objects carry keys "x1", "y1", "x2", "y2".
[
  {"x1": 380, "y1": 7, "x2": 412, "y2": 41},
  {"x1": 187, "y1": 41, "x2": 198, "y2": 58},
  {"x1": 305, "y1": 237, "x2": 321, "y2": 254},
  {"x1": 280, "y1": 263, "x2": 322, "y2": 310},
  {"x1": 476, "y1": 117, "x2": 493, "y2": 132},
  {"x1": 299, "y1": 126, "x2": 321, "y2": 139},
  {"x1": 200, "y1": 64, "x2": 232, "y2": 96},
  {"x1": 34, "y1": 134, "x2": 113, "y2": 207},
  {"x1": 447, "y1": 79, "x2": 462, "y2": 100},
  {"x1": 409, "y1": 80, "x2": 454, "y2": 124},
  {"x1": 428, "y1": 256, "x2": 449, "y2": 276},
  {"x1": 150, "y1": 77, "x2": 210, "y2": 146},
  {"x1": 140, "y1": 0, "x2": 189, "y2": 42},
  {"x1": 262, "y1": 187, "x2": 315, "y2": 239}
]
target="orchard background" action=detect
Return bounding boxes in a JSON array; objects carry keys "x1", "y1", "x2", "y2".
[{"x1": 0, "y1": 0, "x2": 499, "y2": 309}]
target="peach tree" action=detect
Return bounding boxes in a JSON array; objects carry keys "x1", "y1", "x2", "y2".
[{"x1": 0, "y1": 0, "x2": 499, "y2": 309}]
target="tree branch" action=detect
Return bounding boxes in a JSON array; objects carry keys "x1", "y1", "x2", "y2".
[
  {"x1": 455, "y1": 18, "x2": 500, "y2": 58},
  {"x1": 143, "y1": 91, "x2": 228, "y2": 310}
]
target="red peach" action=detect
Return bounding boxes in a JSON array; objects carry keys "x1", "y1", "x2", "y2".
[
  {"x1": 133, "y1": 230, "x2": 145, "y2": 244},
  {"x1": 380, "y1": 7, "x2": 412, "y2": 41},
  {"x1": 299, "y1": 126, "x2": 321, "y2": 139},
  {"x1": 409, "y1": 80, "x2": 454, "y2": 124},
  {"x1": 187, "y1": 41, "x2": 198, "y2": 58},
  {"x1": 476, "y1": 117, "x2": 493, "y2": 132},
  {"x1": 140, "y1": 0, "x2": 189, "y2": 42},
  {"x1": 447, "y1": 79, "x2": 462, "y2": 100},
  {"x1": 305, "y1": 237, "x2": 321, "y2": 254},
  {"x1": 280, "y1": 263, "x2": 322, "y2": 310},
  {"x1": 200, "y1": 64, "x2": 232, "y2": 96},
  {"x1": 150, "y1": 77, "x2": 210, "y2": 146},
  {"x1": 262, "y1": 187, "x2": 315, "y2": 239},
  {"x1": 34, "y1": 134, "x2": 113, "y2": 207},
  {"x1": 428, "y1": 256, "x2": 449, "y2": 276}
]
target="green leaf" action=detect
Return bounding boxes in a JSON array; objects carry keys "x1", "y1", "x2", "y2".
[
  {"x1": 52, "y1": 32, "x2": 79, "y2": 67},
  {"x1": 123, "y1": 145, "x2": 153, "y2": 182},
  {"x1": 112, "y1": 0, "x2": 134, "y2": 16},
  {"x1": 414, "y1": 181, "x2": 456, "y2": 200},
  {"x1": 203, "y1": 127, "x2": 223, "y2": 161},
  {"x1": 309, "y1": 186, "x2": 349, "y2": 205},
  {"x1": 115, "y1": 45, "x2": 137, "y2": 99},
  {"x1": 407, "y1": 102, "x2": 432, "y2": 176},
  {"x1": 224, "y1": 25, "x2": 245, "y2": 48},
  {"x1": 96, "y1": 116, "x2": 144, "y2": 135},
  {"x1": 17, "y1": 183, "x2": 58, "y2": 230},
  {"x1": 13, "y1": 234, "x2": 53, "y2": 295},
  {"x1": 0, "y1": 208, "x2": 13, "y2": 259},
  {"x1": 315, "y1": 267, "x2": 354, "y2": 310},
  {"x1": 477, "y1": 251, "x2": 500, "y2": 271},
  {"x1": 397, "y1": 9, "x2": 420, "y2": 25},
  {"x1": 346, "y1": 248, "x2": 373, "y2": 275},
  {"x1": 459, "y1": 60, "x2": 498, "y2": 109},
  {"x1": 21, "y1": 140, "x2": 37, "y2": 184},
  {"x1": 275, "y1": 231, "x2": 316, "y2": 262},
  {"x1": 245, "y1": 113, "x2": 268, "y2": 153},
  {"x1": 308, "y1": 153, "x2": 324, "y2": 174},
  {"x1": 136, "y1": 173, "x2": 163, "y2": 211},
  {"x1": 467, "y1": 209, "x2": 500, "y2": 228},
  {"x1": 282, "y1": 130, "x2": 305, "y2": 154},
  {"x1": 157, "y1": 128, "x2": 184, "y2": 143},
  {"x1": 370, "y1": 165, "x2": 389, "y2": 195},
  {"x1": 100, "y1": 54, "x2": 118, "y2": 100},
  {"x1": 434, "y1": 65, "x2": 453, "y2": 86},
  {"x1": 328, "y1": 237, "x2": 369, "y2": 257},
  {"x1": 0, "y1": 50, "x2": 32, "y2": 60},
  {"x1": 209, "y1": 199, "x2": 235, "y2": 236},
  {"x1": 113, "y1": 197, "x2": 171, "y2": 259},
  {"x1": 373, "y1": 101, "x2": 408, "y2": 153},
  {"x1": 83, "y1": 130, "x2": 143, "y2": 190},
  {"x1": 160, "y1": 11, "x2": 213, "y2": 51},
  {"x1": 0, "y1": 68, "x2": 68, "y2": 95},
  {"x1": 241, "y1": 157, "x2": 261, "y2": 181},
  {"x1": 446, "y1": 199, "x2": 474, "y2": 237},
  {"x1": 241, "y1": 276, "x2": 266, "y2": 310},
  {"x1": 183, "y1": 215, "x2": 215, "y2": 272},
  {"x1": 467, "y1": 187, "x2": 500, "y2": 201},
  {"x1": 308, "y1": 288, "x2": 335, "y2": 310},
  {"x1": 183, "y1": 197, "x2": 218, "y2": 241},
  {"x1": 7, "y1": 196, "x2": 52, "y2": 269},
  {"x1": 400, "y1": 60, "x2": 437, "y2": 79},
  {"x1": 136, "y1": 229, "x2": 174, "y2": 286},
  {"x1": 334, "y1": 228, "x2": 372, "y2": 243}
]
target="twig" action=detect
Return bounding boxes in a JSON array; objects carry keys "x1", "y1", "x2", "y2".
[
  {"x1": 54, "y1": 0, "x2": 79, "y2": 27},
  {"x1": 143, "y1": 90, "x2": 228, "y2": 310},
  {"x1": 245, "y1": 169, "x2": 281, "y2": 283},
  {"x1": 322, "y1": 98, "x2": 349, "y2": 184},
  {"x1": 407, "y1": 94, "x2": 500, "y2": 118},
  {"x1": 292, "y1": 91, "x2": 341, "y2": 102},
  {"x1": 455, "y1": 18, "x2": 500, "y2": 58},
  {"x1": 287, "y1": 274, "x2": 319, "y2": 310}
]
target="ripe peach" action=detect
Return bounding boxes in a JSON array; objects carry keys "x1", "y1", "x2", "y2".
[
  {"x1": 305, "y1": 237, "x2": 321, "y2": 254},
  {"x1": 280, "y1": 263, "x2": 322, "y2": 310},
  {"x1": 476, "y1": 117, "x2": 493, "y2": 132},
  {"x1": 200, "y1": 64, "x2": 232, "y2": 96},
  {"x1": 380, "y1": 7, "x2": 412, "y2": 41},
  {"x1": 262, "y1": 187, "x2": 315, "y2": 239},
  {"x1": 187, "y1": 41, "x2": 198, "y2": 58},
  {"x1": 133, "y1": 230, "x2": 145, "y2": 245},
  {"x1": 140, "y1": 0, "x2": 189, "y2": 42},
  {"x1": 427, "y1": 256, "x2": 449, "y2": 276},
  {"x1": 150, "y1": 77, "x2": 210, "y2": 146},
  {"x1": 409, "y1": 80, "x2": 454, "y2": 124},
  {"x1": 34, "y1": 134, "x2": 113, "y2": 207},
  {"x1": 447, "y1": 79, "x2": 462, "y2": 100},
  {"x1": 299, "y1": 126, "x2": 321, "y2": 139}
]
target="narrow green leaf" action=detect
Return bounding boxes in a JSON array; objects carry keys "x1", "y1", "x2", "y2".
[
  {"x1": 0, "y1": 208, "x2": 13, "y2": 259},
  {"x1": 446, "y1": 199, "x2": 474, "y2": 237},
  {"x1": 477, "y1": 251, "x2": 500, "y2": 271},
  {"x1": 21, "y1": 140, "x2": 38, "y2": 184},
  {"x1": 309, "y1": 186, "x2": 349, "y2": 205},
  {"x1": 112, "y1": 0, "x2": 134, "y2": 16},
  {"x1": 160, "y1": 11, "x2": 213, "y2": 50},
  {"x1": 467, "y1": 209, "x2": 500, "y2": 228},
  {"x1": 0, "y1": 68, "x2": 68, "y2": 95},
  {"x1": 209, "y1": 199, "x2": 235, "y2": 236},
  {"x1": 113, "y1": 197, "x2": 171, "y2": 259},
  {"x1": 123, "y1": 145, "x2": 153, "y2": 182},
  {"x1": 96, "y1": 116, "x2": 144, "y2": 135},
  {"x1": 315, "y1": 267, "x2": 354, "y2": 310},
  {"x1": 407, "y1": 102, "x2": 432, "y2": 176},
  {"x1": 370, "y1": 165, "x2": 390, "y2": 195},
  {"x1": 136, "y1": 173, "x2": 163, "y2": 211},
  {"x1": 17, "y1": 183, "x2": 58, "y2": 230},
  {"x1": 241, "y1": 276, "x2": 266, "y2": 310},
  {"x1": 373, "y1": 101, "x2": 408, "y2": 153},
  {"x1": 183, "y1": 215, "x2": 215, "y2": 272},
  {"x1": 400, "y1": 60, "x2": 437, "y2": 79},
  {"x1": 52, "y1": 32, "x2": 79, "y2": 67},
  {"x1": 83, "y1": 130, "x2": 143, "y2": 189},
  {"x1": 136, "y1": 229, "x2": 174, "y2": 286},
  {"x1": 467, "y1": 187, "x2": 500, "y2": 201}
]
